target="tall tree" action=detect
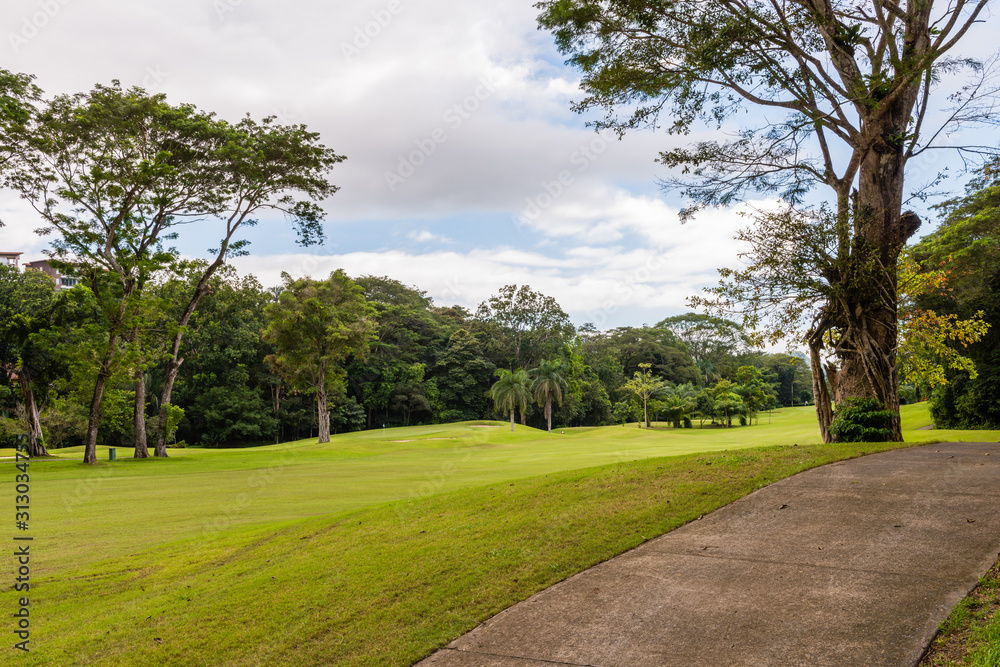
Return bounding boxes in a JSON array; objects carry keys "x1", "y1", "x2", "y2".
[
  {"x1": 475, "y1": 285, "x2": 575, "y2": 369},
  {"x1": 11, "y1": 82, "x2": 231, "y2": 462},
  {"x1": 263, "y1": 271, "x2": 375, "y2": 444},
  {"x1": 538, "y1": 0, "x2": 994, "y2": 442},
  {"x1": 530, "y1": 358, "x2": 569, "y2": 433},
  {"x1": 151, "y1": 114, "x2": 343, "y2": 457},
  {"x1": 489, "y1": 368, "x2": 532, "y2": 432}
]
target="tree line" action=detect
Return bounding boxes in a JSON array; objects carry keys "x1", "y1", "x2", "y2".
[
  {"x1": 3, "y1": 11, "x2": 998, "y2": 462},
  {"x1": 1, "y1": 260, "x2": 820, "y2": 455}
]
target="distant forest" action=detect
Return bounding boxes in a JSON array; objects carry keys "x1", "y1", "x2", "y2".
[{"x1": 2, "y1": 265, "x2": 820, "y2": 449}]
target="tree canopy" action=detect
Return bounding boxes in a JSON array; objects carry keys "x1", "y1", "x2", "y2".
[
  {"x1": 475, "y1": 284, "x2": 575, "y2": 369},
  {"x1": 263, "y1": 271, "x2": 376, "y2": 443},
  {"x1": 537, "y1": 0, "x2": 995, "y2": 442}
]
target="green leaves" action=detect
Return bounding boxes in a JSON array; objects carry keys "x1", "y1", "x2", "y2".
[
  {"x1": 263, "y1": 271, "x2": 376, "y2": 396},
  {"x1": 489, "y1": 368, "x2": 531, "y2": 419},
  {"x1": 475, "y1": 285, "x2": 574, "y2": 370},
  {"x1": 829, "y1": 397, "x2": 895, "y2": 443}
]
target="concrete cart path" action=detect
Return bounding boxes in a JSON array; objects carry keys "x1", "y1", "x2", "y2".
[{"x1": 418, "y1": 441, "x2": 1000, "y2": 667}]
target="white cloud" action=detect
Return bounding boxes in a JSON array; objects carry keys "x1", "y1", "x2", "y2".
[
  {"x1": 0, "y1": 201, "x2": 48, "y2": 259},
  {"x1": 230, "y1": 228, "x2": 741, "y2": 329},
  {"x1": 406, "y1": 229, "x2": 449, "y2": 243},
  {"x1": 4, "y1": 0, "x2": 997, "y2": 334}
]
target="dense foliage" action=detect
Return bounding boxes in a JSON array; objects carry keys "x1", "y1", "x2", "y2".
[
  {"x1": 829, "y1": 398, "x2": 896, "y2": 443},
  {"x1": 914, "y1": 164, "x2": 1000, "y2": 428},
  {"x1": 0, "y1": 261, "x2": 824, "y2": 448}
]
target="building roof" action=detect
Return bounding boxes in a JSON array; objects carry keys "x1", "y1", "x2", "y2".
[{"x1": 0, "y1": 251, "x2": 23, "y2": 256}]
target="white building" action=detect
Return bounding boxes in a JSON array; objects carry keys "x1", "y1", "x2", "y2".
[{"x1": 0, "y1": 251, "x2": 22, "y2": 270}]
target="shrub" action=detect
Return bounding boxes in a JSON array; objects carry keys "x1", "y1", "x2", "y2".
[
  {"x1": 682, "y1": 416, "x2": 692, "y2": 428},
  {"x1": 830, "y1": 397, "x2": 896, "y2": 442},
  {"x1": 738, "y1": 415, "x2": 747, "y2": 426}
]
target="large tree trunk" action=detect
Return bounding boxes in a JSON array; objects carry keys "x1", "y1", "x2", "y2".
[
  {"x1": 545, "y1": 395, "x2": 552, "y2": 432},
  {"x1": 509, "y1": 408, "x2": 515, "y2": 432},
  {"x1": 317, "y1": 368, "x2": 330, "y2": 443},
  {"x1": 833, "y1": 123, "x2": 915, "y2": 441},
  {"x1": 810, "y1": 116, "x2": 922, "y2": 443},
  {"x1": 833, "y1": 131, "x2": 919, "y2": 440},
  {"x1": 18, "y1": 373, "x2": 48, "y2": 458},
  {"x1": 133, "y1": 366, "x2": 149, "y2": 458}
]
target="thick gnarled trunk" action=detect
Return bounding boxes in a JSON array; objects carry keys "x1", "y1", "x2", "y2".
[{"x1": 810, "y1": 118, "x2": 919, "y2": 443}]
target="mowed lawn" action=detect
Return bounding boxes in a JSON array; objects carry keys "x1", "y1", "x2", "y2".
[{"x1": 1, "y1": 404, "x2": 996, "y2": 665}]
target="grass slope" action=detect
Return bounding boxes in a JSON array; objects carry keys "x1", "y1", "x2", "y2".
[{"x1": 1, "y1": 404, "x2": 996, "y2": 665}]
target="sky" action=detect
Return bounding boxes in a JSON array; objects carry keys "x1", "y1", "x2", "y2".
[{"x1": 1, "y1": 0, "x2": 997, "y2": 330}]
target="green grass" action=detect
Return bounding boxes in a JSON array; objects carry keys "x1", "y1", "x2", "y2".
[
  {"x1": 923, "y1": 561, "x2": 1000, "y2": 666},
  {"x1": 1, "y1": 403, "x2": 997, "y2": 665}
]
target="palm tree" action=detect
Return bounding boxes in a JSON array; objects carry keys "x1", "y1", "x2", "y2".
[
  {"x1": 489, "y1": 368, "x2": 531, "y2": 432},
  {"x1": 664, "y1": 382, "x2": 699, "y2": 427},
  {"x1": 529, "y1": 359, "x2": 568, "y2": 433},
  {"x1": 661, "y1": 394, "x2": 687, "y2": 428}
]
